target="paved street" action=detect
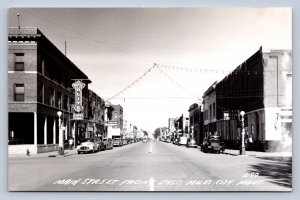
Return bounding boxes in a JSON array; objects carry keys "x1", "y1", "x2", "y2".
[{"x1": 8, "y1": 140, "x2": 292, "y2": 191}]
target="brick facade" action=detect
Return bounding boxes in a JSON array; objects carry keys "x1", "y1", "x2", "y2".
[{"x1": 8, "y1": 27, "x2": 90, "y2": 155}]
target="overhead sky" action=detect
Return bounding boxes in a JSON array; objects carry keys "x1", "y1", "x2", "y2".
[{"x1": 8, "y1": 8, "x2": 292, "y2": 133}]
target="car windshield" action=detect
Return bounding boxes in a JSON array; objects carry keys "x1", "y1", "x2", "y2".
[
  {"x1": 210, "y1": 138, "x2": 220, "y2": 143},
  {"x1": 81, "y1": 138, "x2": 94, "y2": 142},
  {"x1": 190, "y1": 139, "x2": 196, "y2": 143}
]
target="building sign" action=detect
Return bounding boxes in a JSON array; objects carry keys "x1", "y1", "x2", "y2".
[
  {"x1": 223, "y1": 111, "x2": 240, "y2": 120},
  {"x1": 72, "y1": 80, "x2": 86, "y2": 120},
  {"x1": 105, "y1": 121, "x2": 118, "y2": 126},
  {"x1": 73, "y1": 113, "x2": 84, "y2": 120}
]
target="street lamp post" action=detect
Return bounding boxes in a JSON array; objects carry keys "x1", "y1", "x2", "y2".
[
  {"x1": 240, "y1": 111, "x2": 246, "y2": 155},
  {"x1": 57, "y1": 111, "x2": 64, "y2": 155},
  {"x1": 191, "y1": 126, "x2": 194, "y2": 138}
]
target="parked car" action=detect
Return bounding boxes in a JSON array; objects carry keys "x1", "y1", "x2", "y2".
[
  {"x1": 201, "y1": 135, "x2": 225, "y2": 153},
  {"x1": 113, "y1": 138, "x2": 122, "y2": 147},
  {"x1": 142, "y1": 137, "x2": 148, "y2": 143},
  {"x1": 77, "y1": 138, "x2": 98, "y2": 154},
  {"x1": 186, "y1": 138, "x2": 197, "y2": 148},
  {"x1": 173, "y1": 138, "x2": 179, "y2": 145},
  {"x1": 102, "y1": 138, "x2": 113, "y2": 150},
  {"x1": 93, "y1": 138, "x2": 105, "y2": 151},
  {"x1": 122, "y1": 139, "x2": 128, "y2": 145},
  {"x1": 179, "y1": 136, "x2": 188, "y2": 146},
  {"x1": 165, "y1": 136, "x2": 171, "y2": 143}
]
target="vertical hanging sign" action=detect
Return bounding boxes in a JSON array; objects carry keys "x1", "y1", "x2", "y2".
[{"x1": 72, "y1": 80, "x2": 86, "y2": 120}]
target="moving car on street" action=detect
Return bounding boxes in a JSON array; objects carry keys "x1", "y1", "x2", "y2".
[
  {"x1": 201, "y1": 135, "x2": 225, "y2": 153},
  {"x1": 186, "y1": 138, "x2": 197, "y2": 148},
  {"x1": 77, "y1": 138, "x2": 98, "y2": 154}
]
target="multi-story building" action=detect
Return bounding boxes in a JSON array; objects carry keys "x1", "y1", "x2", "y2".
[
  {"x1": 111, "y1": 104, "x2": 124, "y2": 130},
  {"x1": 87, "y1": 89, "x2": 105, "y2": 138},
  {"x1": 202, "y1": 81, "x2": 218, "y2": 138},
  {"x1": 188, "y1": 103, "x2": 203, "y2": 146},
  {"x1": 168, "y1": 118, "x2": 177, "y2": 136},
  {"x1": 215, "y1": 47, "x2": 292, "y2": 151},
  {"x1": 8, "y1": 27, "x2": 90, "y2": 154}
]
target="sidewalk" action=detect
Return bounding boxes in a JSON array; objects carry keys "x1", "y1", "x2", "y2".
[
  {"x1": 223, "y1": 149, "x2": 292, "y2": 157},
  {"x1": 9, "y1": 148, "x2": 78, "y2": 158},
  {"x1": 196, "y1": 146, "x2": 292, "y2": 157}
]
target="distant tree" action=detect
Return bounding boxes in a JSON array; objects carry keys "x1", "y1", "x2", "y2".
[{"x1": 143, "y1": 130, "x2": 148, "y2": 137}]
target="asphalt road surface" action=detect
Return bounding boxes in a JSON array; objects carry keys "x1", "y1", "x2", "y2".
[{"x1": 8, "y1": 140, "x2": 292, "y2": 191}]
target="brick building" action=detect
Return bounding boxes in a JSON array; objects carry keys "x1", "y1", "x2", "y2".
[
  {"x1": 8, "y1": 27, "x2": 90, "y2": 155},
  {"x1": 188, "y1": 103, "x2": 203, "y2": 146},
  {"x1": 215, "y1": 47, "x2": 292, "y2": 151},
  {"x1": 111, "y1": 104, "x2": 124, "y2": 130},
  {"x1": 87, "y1": 89, "x2": 105, "y2": 138},
  {"x1": 202, "y1": 81, "x2": 218, "y2": 138}
]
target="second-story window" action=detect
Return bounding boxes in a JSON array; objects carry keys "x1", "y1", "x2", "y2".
[
  {"x1": 14, "y1": 84, "x2": 25, "y2": 101},
  {"x1": 48, "y1": 87, "x2": 55, "y2": 107},
  {"x1": 213, "y1": 103, "x2": 216, "y2": 117},
  {"x1": 14, "y1": 53, "x2": 25, "y2": 71},
  {"x1": 56, "y1": 91, "x2": 62, "y2": 109},
  {"x1": 209, "y1": 105, "x2": 212, "y2": 118}
]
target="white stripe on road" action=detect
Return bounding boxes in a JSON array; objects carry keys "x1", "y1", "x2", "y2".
[
  {"x1": 148, "y1": 142, "x2": 153, "y2": 153},
  {"x1": 149, "y1": 177, "x2": 155, "y2": 191}
]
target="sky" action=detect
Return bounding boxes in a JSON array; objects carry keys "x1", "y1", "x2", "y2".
[{"x1": 8, "y1": 8, "x2": 292, "y2": 133}]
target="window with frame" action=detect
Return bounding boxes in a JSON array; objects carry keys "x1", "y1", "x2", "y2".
[
  {"x1": 213, "y1": 103, "x2": 216, "y2": 117},
  {"x1": 14, "y1": 84, "x2": 25, "y2": 101},
  {"x1": 38, "y1": 83, "x2": 44, "y2": 103},
  {"x1": 48, "y1": 87, "x2": 55, "y2": 107},
  {"x1": 56, "y1": 91, "x2": 62, "y2": 109},
  {"x1": 14, "y1": 53, "x2": 25, "y2": 71},
  {"x1": 63, "y1": 95, "x2": 69, "y2": 111}
]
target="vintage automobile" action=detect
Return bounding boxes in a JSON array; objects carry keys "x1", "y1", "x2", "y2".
[
  {"x1": 102, "y1": 138, "x2": 113, "y2": 150},
  {"x1": 77, "y1": 138, "x2": 98, "y2": 154},
  {"x1": 186, "y1": 138, "x2": 197, "y2": 148},
  {"x1": 201, "y1": 135, "x2": 225, "y2": 153},
  {"x1": 142, "y1": 137, "x2": 148, "y2": 143},
  {"x1": 179, "y1": 136, "x2": 188, "y2": 146},
  {"x1": 173, "y1": 138, "x2": 179, "y2": 145},
  {"x1": 113, "y1": 138, "x2": 123, "y2": 147}
]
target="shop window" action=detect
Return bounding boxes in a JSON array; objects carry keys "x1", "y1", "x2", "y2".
[{"x1": 14, "y1": 84, "x2": 25, "y2": 101}]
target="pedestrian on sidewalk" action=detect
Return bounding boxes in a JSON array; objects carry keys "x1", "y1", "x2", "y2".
[{"x1": 68, "y1": 137, "x2": 74, "y2": 150}]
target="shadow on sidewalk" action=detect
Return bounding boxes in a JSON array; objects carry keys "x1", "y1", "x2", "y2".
[{"x1": 248, "y1": 156, "x2": 292, "y2": 188}]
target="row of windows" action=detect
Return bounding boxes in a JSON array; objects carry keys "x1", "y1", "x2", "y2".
[{"x1": 13, "y1": 83, "x2": 88, "y2": 116}]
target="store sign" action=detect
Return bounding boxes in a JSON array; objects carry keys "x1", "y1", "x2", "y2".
[
  {"x1": 73, "y1": 113, "x2": 84, "y2": 120},
  {"x1": 72, "y1": 80, "x2": 86, "y2": 120},
  {"x1": 223, "y1": 111, "x2": 240, "y2": 120},
  {"x1": 72, "y1": 80, "x2": 86, "y2": 113}
]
